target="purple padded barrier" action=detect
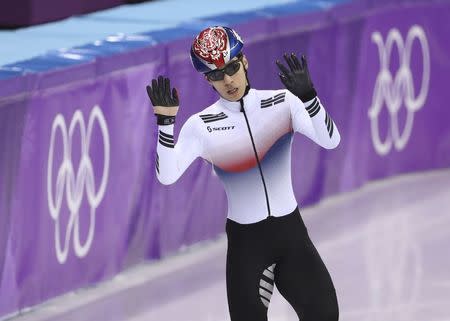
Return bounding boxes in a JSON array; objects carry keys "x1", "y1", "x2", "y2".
[{"x1": 0, "y1": 0, "x2": 449, "y2": 318}]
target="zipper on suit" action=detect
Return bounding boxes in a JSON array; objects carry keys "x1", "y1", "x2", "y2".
[{"x1": 239, "y1": 98, "x2": 271, "y2": 218}]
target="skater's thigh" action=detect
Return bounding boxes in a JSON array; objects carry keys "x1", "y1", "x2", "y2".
[
  {"x1": 226, "y1": 240, "x2": 277, "y2": 321},
  {"x1": 274, "y1": 236, "x2": 339, "y2": 321}
]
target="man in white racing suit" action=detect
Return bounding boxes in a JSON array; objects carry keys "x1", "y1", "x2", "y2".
[{"x1": 147, "y1": 26, "x2": 340, "y2": 321}]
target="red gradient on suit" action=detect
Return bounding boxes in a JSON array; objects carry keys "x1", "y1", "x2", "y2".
[
  {"x1": 212, "y1": 119, "x2": 291, "y2": 173},
  {"x1": 222, "y1": 156, "x2": 258, "y2": 172}
]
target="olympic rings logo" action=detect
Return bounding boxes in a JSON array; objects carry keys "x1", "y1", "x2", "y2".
[
  {"x1": 368, "y1": 25, "x2": 430, "y2": 156},
  {"x1": 47, "y1": 106, "x2": 110, "y2": 264}
]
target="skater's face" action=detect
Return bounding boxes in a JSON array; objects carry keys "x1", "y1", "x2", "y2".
[{"x1": 206, "y1": 54, "x2": 249, "y2": 102}]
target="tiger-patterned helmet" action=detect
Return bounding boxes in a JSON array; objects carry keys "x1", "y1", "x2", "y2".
[{"x1": 190, "y1": 26, "x2": 244, "y2": 73}]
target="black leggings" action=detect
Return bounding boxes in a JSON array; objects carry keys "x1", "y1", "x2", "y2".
[{"x1": 225, "y1": 207, "x2": 339, "y2": 321}]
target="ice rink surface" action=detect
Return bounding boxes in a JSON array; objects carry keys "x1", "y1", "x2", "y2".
[{"x1": 9, "y1": 169, "x2": 450, "y2": 321}]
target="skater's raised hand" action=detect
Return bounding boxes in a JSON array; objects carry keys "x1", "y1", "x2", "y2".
[
  {"x1": 276, "y1": 53, "x2": 317, "y2": 101},
  {"x1": 146, "y1": 75, "x2": 179, "y2": 125}
]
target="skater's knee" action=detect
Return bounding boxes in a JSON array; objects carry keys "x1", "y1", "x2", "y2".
[
  {"x1": 317, "y1": 297, "x2": 339, "y2": 321},
  {"x1": 303, "y1": 295, "x2": 338, "y2": 321}
]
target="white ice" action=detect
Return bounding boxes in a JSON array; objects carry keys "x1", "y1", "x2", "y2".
[{"x1": 8, "y1": 169, "x2": 450, "y2": 321}]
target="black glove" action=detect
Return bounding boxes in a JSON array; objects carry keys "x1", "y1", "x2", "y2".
[
  {"x1": 276, "y1": 53, "x2": 317, "y2": 101},
  {"x1": 146, "y1": 76, "x2": 179, "y2": 125}
]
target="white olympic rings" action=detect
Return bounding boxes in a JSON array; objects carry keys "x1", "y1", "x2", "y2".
[
  {"x1": 47, "y1": 105, "x2": 110, "y2": 264},
  {"x1": 369, "y1": 25, "x2": 430, "y2": 156}
]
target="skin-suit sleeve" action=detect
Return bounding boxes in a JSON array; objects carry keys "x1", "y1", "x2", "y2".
[
  {"x1": 287, "y1": 91, "x2": 341, "y2": 149},
  {"x1": 155, "y1": 115, "x2": 204, "y2": 185}
]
